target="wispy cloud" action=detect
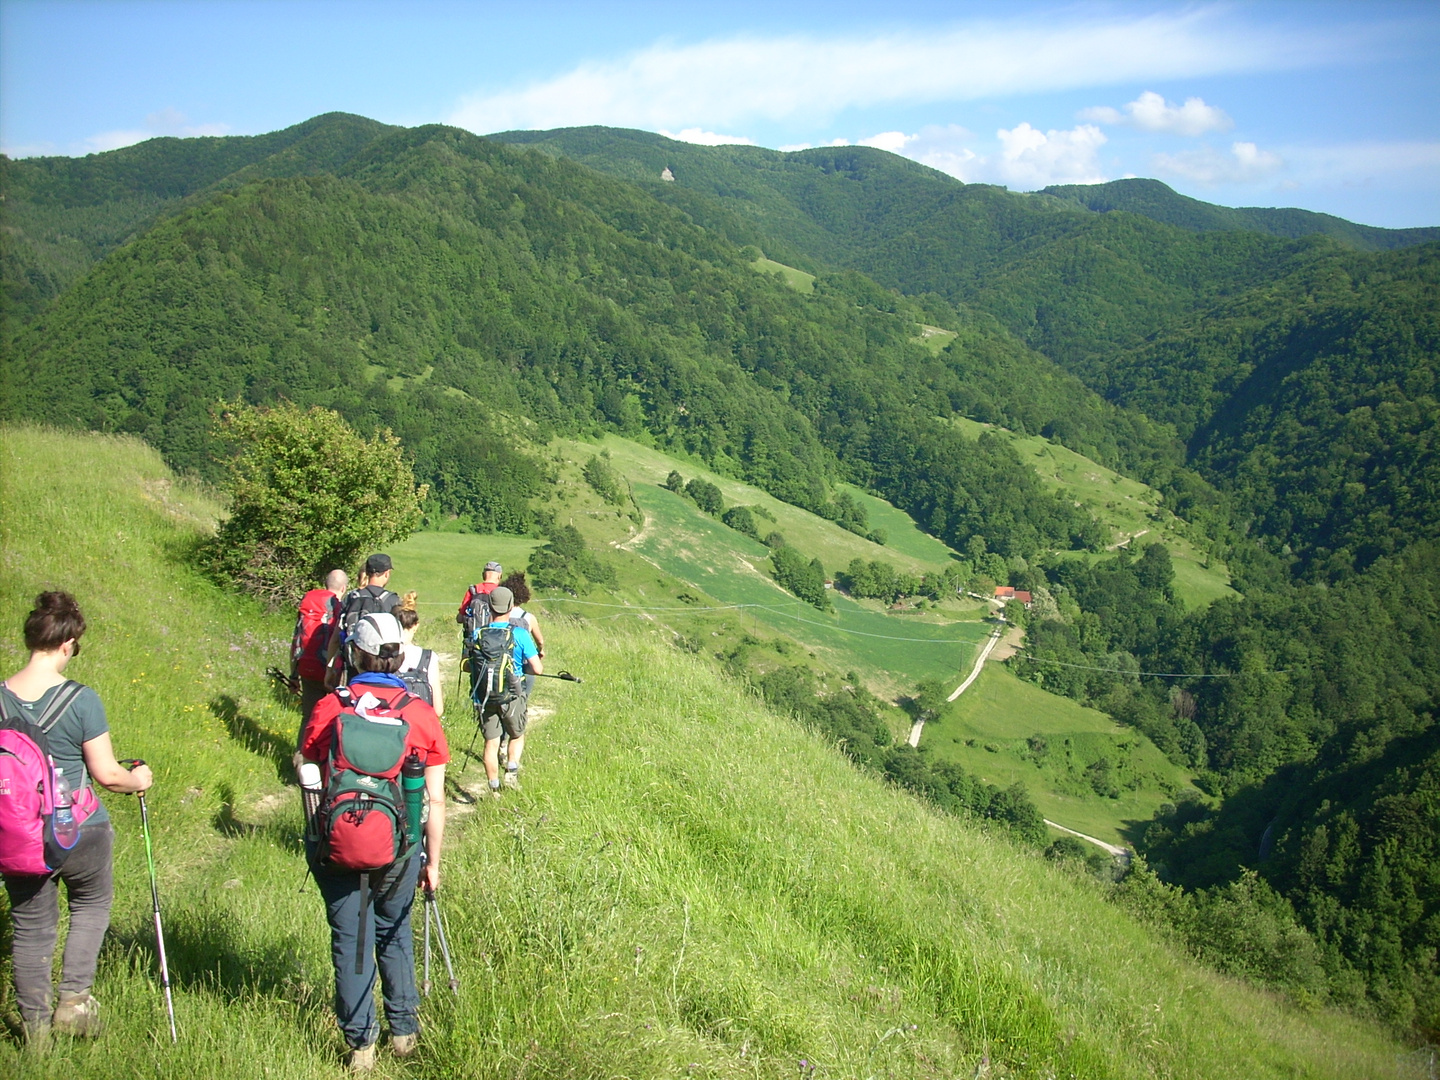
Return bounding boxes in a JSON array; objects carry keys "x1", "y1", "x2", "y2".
[
  {"x1": 1154, "y1": 141, "x2": 1284, "y2": 185},
  {"x1": 844, "y1": 122, "x2": 1104, "y2": 190},
  {"x1": 1080, "y1": 90, "x2": 1232, "y2": 136},
  {"x1": 659, "y1": 127, "x2": 755, "y2": 146},
  {"x1": 80, "y1": 109, "x2": 230, "y2": 155},
  {"x1": 450, "y1": 9, "x2": 1349, "y2": 134}
]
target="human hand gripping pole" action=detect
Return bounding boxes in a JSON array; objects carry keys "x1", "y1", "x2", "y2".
[{"x1": 121, "y1": 759, "x2": 178, "y2": 1043}]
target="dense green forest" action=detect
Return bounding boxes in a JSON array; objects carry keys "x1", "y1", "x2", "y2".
[{"x1": 3, "y1": 113, "x2": 1439, "y2": 1035}]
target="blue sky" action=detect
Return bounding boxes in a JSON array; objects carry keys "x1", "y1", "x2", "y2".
[{"x1": 3, "y1": 0, "x2": 1438, "y2": 227}]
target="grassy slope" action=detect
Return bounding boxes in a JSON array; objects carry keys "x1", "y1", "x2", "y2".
[
  {"x1": 951, "y1": 418, "x2": 1237, "y2": 610},
  {"x1": 0, "y1": 427, "x2": 1419, "y2": 1079}
]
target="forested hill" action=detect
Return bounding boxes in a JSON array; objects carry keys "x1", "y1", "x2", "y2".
[
  {"x1": 1042, "y1": 178, "x2": 1440, "y2": 251},
  {"x1": 0, "y1": 112, "x2": 395, "y2": 324},
  {"x1": 0, "y1": 120, "x2": 1123, "y2": 562}
]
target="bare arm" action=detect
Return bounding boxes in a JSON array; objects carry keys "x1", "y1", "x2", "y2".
[
  {"x1": 428, "y1": 652, "x2": 444, "y2": 717},
  {"x1": 526, "y1": 652, "x2": 544, "y2": 676},
  {"x1": 82, "y1": 731, "x2": 153, "y2": 793},
  {"x1": 422, "y1": 763, "x2": 446, "y2": 891},
  {"x1": 526, "y1": 613, "x2": 546, "y2": 655}
]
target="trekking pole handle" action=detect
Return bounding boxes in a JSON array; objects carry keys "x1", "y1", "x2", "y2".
[{"x1": 121, "y1": 758, "x2": 146, "y2": 768}]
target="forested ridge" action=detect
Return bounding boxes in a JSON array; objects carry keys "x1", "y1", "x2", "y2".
[{"x1": 4, "y1": 113, "x2": 1440, "y2": 1034}]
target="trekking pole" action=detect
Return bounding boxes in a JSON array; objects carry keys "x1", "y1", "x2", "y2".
[
  {"x1": 265, "y1": 667, "x2": 298, "y2": 695},
  {"x1": 424, "y1": 886, "x2": 459, "y2": 995},
  {"x1": 122, "y1": 759, "x2": 178, "y2": 1043},
  {"x1": 532, "y1": 671, "x2": 583, "y2": 683}
]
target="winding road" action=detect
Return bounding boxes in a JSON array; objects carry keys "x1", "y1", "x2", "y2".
[{"x1": 907, "y1": 620, "x2": 1005, "y2": 747}]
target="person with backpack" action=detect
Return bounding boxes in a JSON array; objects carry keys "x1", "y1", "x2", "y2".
[
  {"x1": 499, "y1": 571, "x2": 546, "y2": 697},
  {"x1": 454, "y1": 560, "x2": 502, "y2": 631},
  {"x1": 326, "y1": 554, "x2": 400, "y2": 687},
  {"x1": 1, "y1": 591, "x2": 153, "y2": 1046},
  {"x1": 467, "y1": 586, "x2": 541, "y2": 797},
  {"x1": 300, "y1": 611, "x2": 448, "y2": 1071},
  {"x1": 395, "y1": 592, "x2": 442, "y2": 717},
  {"x1": 290, "y1": 568, "x2": 348, "y2": 726}
]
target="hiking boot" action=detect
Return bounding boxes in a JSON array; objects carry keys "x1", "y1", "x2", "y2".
[
  {"x1": 391, "y1": 1031, "x2": 419, "y2": 1057},
  {"x1": 503, "y1": 768, "x2": 521, "y2": 791},
  {"x1": 346, "y1": 1042, "x2": 377, "y2": 1071},
  {"x1": 52, "y1": 991, "x2": 101, "y2": 1037}
]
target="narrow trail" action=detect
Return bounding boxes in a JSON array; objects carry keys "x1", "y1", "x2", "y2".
[
  {"x1": 1044, "y1": 819, "x2": 1130, "y2": 861},
  {"x1": 907, "y1": 620, "x2": 1005, "y2": 748}
]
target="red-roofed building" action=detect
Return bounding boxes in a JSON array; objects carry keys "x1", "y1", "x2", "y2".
[{"x1": 994, "y1": 586, "x2": 1033, "y2": 607}]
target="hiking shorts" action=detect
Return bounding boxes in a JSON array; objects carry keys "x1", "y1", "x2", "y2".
[{"x1": 479, "y1": 692, "x2": 527, "y2": 742}]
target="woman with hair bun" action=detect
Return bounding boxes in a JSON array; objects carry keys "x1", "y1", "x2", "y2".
[
  {"x1": 0, "y1": 591, "x2": 152, "y2": 1045},
  {"x1": 395, "y1": 592, "x2": 443, "y2": 717},
  {"x1": 500, "y1": 571, "x2": 545, "y2": 696}
]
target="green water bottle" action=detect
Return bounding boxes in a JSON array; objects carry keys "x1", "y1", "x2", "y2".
[{"x1": 401, "y1": 751, "x2": 426, "y2": 847}]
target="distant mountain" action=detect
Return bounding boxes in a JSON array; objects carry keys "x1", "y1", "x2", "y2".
[{"x1": 1041, "y1": 177, "x2": 1440, "y2": 251}]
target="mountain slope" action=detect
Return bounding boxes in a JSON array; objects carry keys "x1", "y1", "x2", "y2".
[
  {"x1": 1043, "y1": 178, "x2": 1440, "y2": 251},
  {"x1": 0, "y1": 425, "x2": 1417, "y2": 1079}
]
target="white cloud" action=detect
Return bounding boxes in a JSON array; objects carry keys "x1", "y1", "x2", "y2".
[
  {"x1": 858, "y1": 131, "x2": 916, "y2": 153},
  {"x1": 778, "y1": 142, "x2": 813, "y2": 152},
  {"x1": 449, "y1": 10, "x2": 1345, "y2": 134},
  {"x1": 1153, "y1": 141, "x2": 1283, "y2": 184},
  {"x1": 659, "y1": 127, "x2": 755, "y2": 146},
  {"x1": 993, "y1": 123, "x2": 1108, "y2": 187},
  {"x1": 1080, "y1": 90, "x2": 1231, "y2": 136},
  {"x1": 80, "y1": 109, "x2": 231, "y2": 154}
]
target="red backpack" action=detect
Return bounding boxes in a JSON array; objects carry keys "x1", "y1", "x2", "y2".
[{"x1": 291, "y1": 589, "x2": 338, "y2": 682}]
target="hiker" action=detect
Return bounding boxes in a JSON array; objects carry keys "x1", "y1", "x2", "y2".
[
  {"x1": 500, "y1": 570, "x2": 546, "y2": 696},
  {"x1": 291, "y1": 568, "x2": 349, "y2": 727},
  {"x1": 396, "y1": 592, "x2": 443, "y2": 717},
  {"x1": 470, "y1": 586, "x2": 541, "y2": 796},
  {"x1": 454, "y1": 560, "x2": 503, "y2": 629},
  {"x1": 327, "y1": 554, "x2": 400, "y2": 686},
  {"x1": 300, "y1": 611, "x2": 448, "y2": 1071},
  {"x1": 1, "y1": 591, "x2": 153, "y2": 1045}
]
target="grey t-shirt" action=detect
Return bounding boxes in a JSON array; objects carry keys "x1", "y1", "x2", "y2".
[{"x1": 1, "y1": 681, "x2": 111, "y2": 824}]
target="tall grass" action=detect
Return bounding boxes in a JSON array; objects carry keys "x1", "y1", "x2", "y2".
[{"x1": 0, "y1": 427, "x2": 1422, "y2": 1079}]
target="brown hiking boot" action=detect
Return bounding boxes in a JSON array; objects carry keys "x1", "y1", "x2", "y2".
[
  {"x1": 346, "y1": 1042, "x2": 377, "y2": 1071},
  {"x1": 52, "y1": 991, "x2": 102, "y2": 1037},
  {"x1": 391, "y1": 1031, "x2": 418, "y2": 1057}
]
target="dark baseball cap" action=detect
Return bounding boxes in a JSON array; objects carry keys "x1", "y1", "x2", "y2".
[
  {"x1": 365, "y1": 553, "x2": 393, "y2": 574},
  {"x1": 488, "y1": 586, "x2": 514, "y2": 614},
  {"x1": 484, "y1": 561, "x2": 502, "y2": 574}
]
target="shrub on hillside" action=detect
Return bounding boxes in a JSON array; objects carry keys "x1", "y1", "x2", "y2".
[
  {"x1": 721, "y1": 505, "x2": 759, "y2": 538},
  {"x1": 685, "y1": 477, "x2": 725, "y2": 515},
  {"x1": 207, "y1": 402, "x2": 425, "y2": 608},
  {"x1": 771, "y1": 545, "x2": 829, "y2": 609},
  {"x1": 583, "y1": 454, "x2": 626, "y2": 505},
  {"x1": 527, "y1": 524, "x2": 617, "y2": 593}
]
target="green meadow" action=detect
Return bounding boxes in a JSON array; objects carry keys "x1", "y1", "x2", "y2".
[
  {"x1": 0, "y1": 426, "x2": 1421, "y2": 1079},
  {"x1": 749, "y1": 255, "x2": 815, "y2": 293},
  {"x1": 951, "y1": 418, "x2": 1237, "y2": 610},
  {"x1": 924, "y1": 665, "x2": 1200, "y2": 846}
]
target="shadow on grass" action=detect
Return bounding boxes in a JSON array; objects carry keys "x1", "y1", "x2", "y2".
[{"x1": 211, "y1": 694, "x2": 294, "y2": 783}]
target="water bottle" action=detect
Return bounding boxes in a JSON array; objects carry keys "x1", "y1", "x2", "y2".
[
  {"x1": 52, "y1": 764, "x2": 78, "y2": 849},
  {"x1": 401, "y1": 752, "x2": 426, "y2": 847},
  {"x1": 298, "y1": 762, "x2": 323, "y2": 843}
]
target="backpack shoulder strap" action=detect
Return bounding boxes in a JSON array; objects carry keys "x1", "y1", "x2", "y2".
[
  {"x1": 35, "y1": 681, "x2": 85, "y2": 734},
  {"x1": 418, "y1": 648, "x2": 432, "y2": 671}
]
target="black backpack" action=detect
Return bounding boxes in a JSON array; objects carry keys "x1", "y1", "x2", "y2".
[
  {"x1": 338, "y1": 587, "x2": 397, "y2": 675},
  {"x1": 397, "y1": 648, "x2": 434, "y2": 707},
  {"x1": 468, "y1": 624, "x2": 517, "y2": 708}
]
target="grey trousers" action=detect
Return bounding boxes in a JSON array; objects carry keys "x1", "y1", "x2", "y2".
[{"x1": 3, "y1": 820, "x2": 115, "y2": 1027}]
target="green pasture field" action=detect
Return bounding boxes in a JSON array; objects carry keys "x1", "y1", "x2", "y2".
[
  {"x1": 923, "y1": 664, "x2": 1200, "y2": 845},
  {"x1": 584, "y1": 435, "x2": 958, "y2": 576},
  {"x1": 750, "y1": 255, "x2": 815, "y2": 293},
  {"x1": 0, "y1": 426, "x2": 1417, "y2": 1080},
  {"x1": 387, "y1": 531, "x2": 540, "y2": 641},
  {"x1": 951, "y1": 417, "x2": 1238, "y2": 609},
  {"x1": 620, "y1": 482, "x2": 989, "y2": 690},
  {"x1": 913, "y1": 323, "x2": 959, "y2": 354}
]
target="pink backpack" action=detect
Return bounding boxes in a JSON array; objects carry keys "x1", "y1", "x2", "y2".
[{"x1": 0, "y1": 681, "x2": 102, "y2": 876}]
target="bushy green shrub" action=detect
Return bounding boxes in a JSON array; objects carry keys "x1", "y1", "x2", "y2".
[{"x1": 207, "y1": 402, "x2": 425, "y2": 607}]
